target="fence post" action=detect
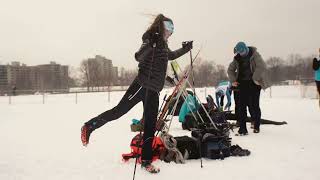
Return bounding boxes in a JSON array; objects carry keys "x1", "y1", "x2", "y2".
[
  {"x1": 269, "y1": 86, "x2": 272, "y2": 98},
  {"x1": 75, "y1": 92, "x2": 78, "y2": 104},
  {"x1": 108, "y1": 86, "x2": 110, "y2": 102},
  {"x1": 204, "y1": 87, "x2": 207, "y2": 98},
  {"x1": 9, "y1": 95, "x2": 11, "y2": 105},
  {"x1": 42, "y1": 93, "x2": 45, "y2": 104}
]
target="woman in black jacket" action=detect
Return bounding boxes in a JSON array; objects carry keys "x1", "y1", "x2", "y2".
[{"x1": 81, "y1": 14, "x2": 192, "y2": 173}]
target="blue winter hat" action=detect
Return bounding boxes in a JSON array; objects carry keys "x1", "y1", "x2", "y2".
[{"x1": 234, "y1": 42, "x2": 249, "y2": 56}]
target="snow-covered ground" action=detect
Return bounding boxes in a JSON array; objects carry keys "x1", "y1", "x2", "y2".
[{"x1": 1, "y1": 86, "x2": 319, "y2": 180}]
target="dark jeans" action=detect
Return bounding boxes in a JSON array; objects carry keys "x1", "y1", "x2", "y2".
[
  {"x1": 238, "y1": 80, "x2": 261, "y2": 133},
  {"x1": 234, "y1": 89, "x2": 255, "y2": 125},
  {"x1": 86, "y1": 78, "x2": 159, "y2": 161},
  {"x1": 220, "y1": 89, "x2": 232, "y2": 107},
  {"x1": 233, "y1": 90, "x2": 240, "y2": 122},
  {"x1": 316, "y1": 81, "x2": 320, "y2": 96}
]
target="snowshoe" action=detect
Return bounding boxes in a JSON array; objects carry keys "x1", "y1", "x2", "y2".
[
  {"x1": 81, "y1": 124, "x2": 93, "y2": 146},
  {"x1": 141, "y1": 161, "x2": 160, "y2": 174}
]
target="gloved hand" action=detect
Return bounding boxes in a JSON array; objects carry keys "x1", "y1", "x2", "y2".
[
  {"x1": 182, "y1": 41, "x2": 193, "y2": 51},
  {"x1": 230, "y1": 85, "x2": 239, "y2": 91}
]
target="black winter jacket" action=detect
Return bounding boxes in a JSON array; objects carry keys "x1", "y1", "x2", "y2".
[
  {"x1": 313, "y1": 58, "x2": 320, "y2": 71},
  {"x1": 134, "y1": 32, "x2": 190, "y2": 92}
]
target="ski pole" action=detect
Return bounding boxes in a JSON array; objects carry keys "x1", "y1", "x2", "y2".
[
  {"x1": 133, "y1": 36, "x2": 157, "y2": 180},
  {"x1": 158, "y1": 94, "x2": 167, "y2": 113},
  {"x1": 132, "y1": 132, "x2": 142, "y2": 180},
  {"x1": 189, "y1": 50, "x2": 196, "y2": 96}
]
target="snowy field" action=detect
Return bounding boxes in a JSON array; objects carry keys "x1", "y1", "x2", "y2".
[{"x1": 1, "y1": 85, "x2": 319, "y2": 180}]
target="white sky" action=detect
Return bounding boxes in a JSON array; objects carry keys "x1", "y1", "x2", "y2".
[{"x1": 0, "y1": 0, "x2": 319, "y2": 69}]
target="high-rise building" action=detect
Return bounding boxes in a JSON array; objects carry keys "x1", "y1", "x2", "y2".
[
  {"x1": 1, "y1": 61, "x2": 69, "y2": 93},
  {"x1": 0, "y1": 65, "x2": 8, "y2": 91},
  {"x1": 86, "y1": 55, "x2": 117, "y2": 86},
  {"x1": 7, "y1": 62, "x2": 30, "y2": 90},
  {"x1": 112, "y1": 66, "x2": 118, "y2": 84},
  {"x1": 37, "y1": 62, "x2": 69, "y2": 90}
]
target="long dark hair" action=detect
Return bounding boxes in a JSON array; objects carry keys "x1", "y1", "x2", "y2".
[{"x1": 146, "y1": 14, "x2": 173, "y2": 37}]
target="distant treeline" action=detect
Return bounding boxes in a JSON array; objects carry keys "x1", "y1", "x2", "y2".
[{"x1": 70, "y1": 54, "x2": 315, "y2": 90}]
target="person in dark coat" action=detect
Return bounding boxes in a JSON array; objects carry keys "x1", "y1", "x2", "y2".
[
  {"x1": 80, "y1": 14, "x2": 192, "y2": 173},
  {"x1": 228, "y1": 42, "x2": 270, "y2": 135}
]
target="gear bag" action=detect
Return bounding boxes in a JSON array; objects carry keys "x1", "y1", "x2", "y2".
[
  {"x1": 192, "y1": 127, "x2": 231, "y2": 160},
  {"x1": 122, "y1": 133, "x2": 165, "y2": 163}
]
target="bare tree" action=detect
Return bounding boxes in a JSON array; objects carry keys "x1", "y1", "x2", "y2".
[
  {"x1": 186, "y1": 58, "x2": 228, "y2": 87},
  {"x1": 68, "y1": 66, "x2": 80, "y2": 87},
  {"x1": 264, "y1": 54, "x2": 315, "y2": 84},
  {"x1": 215, "y1": 64, "x2": 228, "y2": 85},
  {"x1": 119, "y1": 69, "x2": 138, "y2": 86},
  {"x1": 266, "y1": 57, "x2": 285, "y2": 84},
  {"x1": 80, "y1": 60, "x2": 90, "y2": 91}
]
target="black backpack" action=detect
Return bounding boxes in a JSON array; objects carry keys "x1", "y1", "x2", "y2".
[
  {"x1": 174, "y1": 136, "x2": 200, "y2": 159},
  {"x1": 192, "y1": 127, "x2": 231, "y2": 160},
  {"x1": 201, "y1": 133, "x2": 231, "y2": 159}
]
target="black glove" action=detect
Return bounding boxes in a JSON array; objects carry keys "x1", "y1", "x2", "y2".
[
  {"x1": 182, "y1": 41, "x2": 193, "y2": 51},
  {"x1": 230, "y1": 85, "x2": 239, "y2": 91}
]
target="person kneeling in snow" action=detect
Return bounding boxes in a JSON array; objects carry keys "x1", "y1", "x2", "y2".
[{"x1": 178, "y1": 93, "x2": 201, "y2": 130}]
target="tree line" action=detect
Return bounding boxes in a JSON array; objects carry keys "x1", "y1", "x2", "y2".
[
  {"x1": 69, "y1": 54, "x2": 316, "y2": 90},
  {"x1": 266, "y1": 54, "x2": 315, "y2": 85}
]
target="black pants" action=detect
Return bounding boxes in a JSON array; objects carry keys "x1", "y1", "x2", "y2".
[
  {"x1": 238, "y1": 80, "x2": 261, "y2": 133},
  {"x1": 86, "y1": 78, "x2": 159, "y2": 161},
  {"x1": 234, "y1": 89, "x2": 255, "y2": 125},
  {"x1": 220, "y1": 89, "x2": 232, "y2": 107},
  {"x1": 233, "y1": 90, "x2": 240, "y2": 122}
]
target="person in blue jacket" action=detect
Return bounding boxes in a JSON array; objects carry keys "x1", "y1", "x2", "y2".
[
  {"x1": 178, "y1": 94, "x2": 199, "y2": 123},
  {"x1": 313, "y1": 54, "x2": 320, "y2": 107},
  {"x1": 215, "y1": 81, "x2": 232, "y2": 111}
]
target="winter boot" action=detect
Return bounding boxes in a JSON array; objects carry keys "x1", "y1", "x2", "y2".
[
  {"x1": 235, "y1": 129, "x2": 248, "y2": 136},
  {"x1": 253, "y1": 128, "x2": 260, "y2": 133},
  {"x1": 81, "y1": 123, "x2": 94, "y2": 146},
  {"x1": 141, "y1": 161, "x2": 160, "y2": 174}
]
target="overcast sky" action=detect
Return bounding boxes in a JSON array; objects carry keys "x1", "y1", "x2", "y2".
[{"x1": 0, "y1": 0, "x2": 319, "y2": 69}]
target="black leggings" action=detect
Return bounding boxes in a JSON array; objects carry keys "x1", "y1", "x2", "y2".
[
  {"x1": 86, "y1": 78, "x2": 159, "y2": 161},
  {"x1": 316, "y1": 81, "x2": 320, "y2": 96}
]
